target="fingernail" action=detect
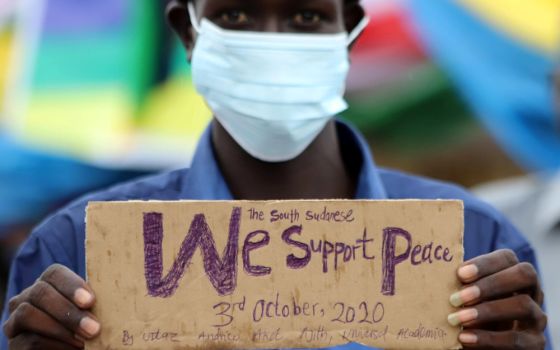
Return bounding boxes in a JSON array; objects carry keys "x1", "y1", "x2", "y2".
[
  {"x1": 450, "y1": 286, "x2": 481, "y2": 307},
  {"x1": 74, "y1": 288, "x2": 93, "y2": 306},
  {"x1": 459, "y1": 332, "x2": 478, "y2": 344},
  {"x1": 80, "y1": 316, "x2": 100, "y2": 337},
  {"x1": 447, "y1": 308, "x2": 478, "y2": 327},
  {"x1": 458, "y1": 264, "x2": 478, "y2": 281}
]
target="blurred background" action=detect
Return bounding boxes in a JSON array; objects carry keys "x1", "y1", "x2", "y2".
[{"x1": 0, "y1": 0, "x2": 559, "y2": 345}]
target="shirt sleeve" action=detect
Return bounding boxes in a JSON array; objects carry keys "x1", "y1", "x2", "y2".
[
  {"x1": 483, "y1": 211, "x2": 554, "y2": 350},
  {"x1": 490, "y1": 210, "x2": 545, "y2": 278},
  {"x1": 0, "y1": 214, "x2": 76, "y2": 350}
]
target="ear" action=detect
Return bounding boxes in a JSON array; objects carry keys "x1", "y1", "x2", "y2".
[
  {"x1": 166, "y1": 0, "x2": 196, "y2": 60},
  {"x1": 344, "y1": 2, "x2": 366, "y2": 46}
]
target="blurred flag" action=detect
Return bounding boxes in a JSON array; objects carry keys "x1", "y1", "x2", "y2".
[
  {"x1": 2, "y1": 0, "x2": 210, "y2": 170},
  {"x1": 344, "y1": 0, "x2": 472, "y2": 151},
  {"x1": 346, "y1": 0, "x2": 438, "y2": 131},
  {"x1": 0, "y1": 0, "x2": 16, "y2": 115},
  {"x1": 407, "y1": 0, "x2": 560, "y2": 172}
]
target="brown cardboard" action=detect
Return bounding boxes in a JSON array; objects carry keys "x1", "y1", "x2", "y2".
[{"x1": 85, "y1": 200, "x2": 464, "y2": 350}]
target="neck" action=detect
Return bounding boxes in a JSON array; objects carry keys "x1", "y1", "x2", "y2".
[{"x1": 212, "y1": 119, "x2": 357, "y2": 200}]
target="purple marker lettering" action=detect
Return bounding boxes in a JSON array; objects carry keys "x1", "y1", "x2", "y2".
[
  {"x1": 381, "y1": 227, "x2": 412, "y2": 296},
  {"x1": 322, "y1": 240, "x2": 334, "y2": 273},
  {"x1": 282, "y1": 225, "x2": 311, "y2": 269},
  {"x1": 356, "y1": 228, "x2": 375, "y2": 260},
  {"x1": 334, "y1": 243, "x2": 345, "y2": 270},
  {"x1": 443, "y1": 248, "x2": 453, "y2": 262},
  {"x1": 143, "y1": 207, "x2": 241, "y2": 298},
  {"x1": 421, "y1": 242, "x2": 434, "y2": 264},
  {"x1": 343, "y1": 246, "x2": 353, "y2": 262},
  {"x1": 434, "y1": 245, "x2": 443, "y2": 260},
  {"x1": 411, "y1": 245, "x2": 422, "y2": 265},
  {"x1": 310, "y1": 240, "x2": 322, "y2": 253},
  {"x1": 243, "y1": 230, "x2": 272, "y2": 276}
]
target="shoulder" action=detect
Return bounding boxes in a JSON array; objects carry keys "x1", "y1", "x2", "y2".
[
  {"x1": 24, "y1": 169, "x2": 189, "y2": 272},
  {"x1": 378, "y1": 168, "x2": 533, "y2": 259},
  {"x1": 5, "y1": 168, "x2": 191, "y2": 304},
  {"x1": 45, "y1": 167, "x2": 188, "y2": 225},
  {"x1": 83, "y1": 168, "x2": 188, "y2": 202},
  {"x1": 378, "y1": 168, "x2": 495, "y2": 214}
]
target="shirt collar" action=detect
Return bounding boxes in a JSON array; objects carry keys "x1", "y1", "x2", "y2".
[{"x1": 181, "y1": 120, "x2": 388, "y2": 200}]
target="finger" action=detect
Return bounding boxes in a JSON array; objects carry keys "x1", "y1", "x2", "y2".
[
  {"x1": 39, "y1": 264, "x2": 95, "y2": 309},
  {"x1": 16, "y1": 280, "x2": 100, "y2": 339},
  {"x1": 3, "y1": 302, "x2": 84, "y2": 347},
  {"x1": 450, "y1": 262, "x2": 538, "y2": 307},
  {"x1": 458, "y1": 330, "x2": 546, "y2": 350},
  {"x1": 534, "y1": 284, "x2": 545, "y2": 307},
  {"x1": 458, "y1": 249, "x2": 519, "y2": 284},
  {"x1": 9, "y1": 333, "x2": 80, "y2": 350},
  {"x1": 7, "y1": 286, "x2": 33, "y2": 314},
  {"x1": 447, "y1": 294, "x2": 547, "y2": 331}
]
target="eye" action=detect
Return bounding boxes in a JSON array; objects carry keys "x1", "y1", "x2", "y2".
[
  {"x1": 219, "y1": 9, "x2": 250, "y2": 25},
  {"x1": 293, "y1": 10, "x2": 323, "y2": 26}
]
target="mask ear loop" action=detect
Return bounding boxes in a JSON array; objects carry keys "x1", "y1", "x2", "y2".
[
  {"x1": 187, "y1": 1, "x2": 201, "y2": 33},
  {"x1": 347, "y1": 16, "x2": 370, "y2": 46}
]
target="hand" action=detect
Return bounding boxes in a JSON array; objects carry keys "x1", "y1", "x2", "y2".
[
  {"x1": 447, "y1": 249, "x2": 547, "y2": 349},
  {"x1": 3, "y1": 264, "x2": 100, "y2": 349}
]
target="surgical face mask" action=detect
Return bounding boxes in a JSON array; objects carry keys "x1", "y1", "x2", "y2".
[{"x1": 188, "y1": 2, "x2": 369, "y2": 162}]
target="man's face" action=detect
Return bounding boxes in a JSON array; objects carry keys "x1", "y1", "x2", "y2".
[
  {"x1": 192, "y1": 0, "x2": 347, "y2": 34},
  {"x1": 167, "y1": 0, "x2": 364, "y2": 55}
]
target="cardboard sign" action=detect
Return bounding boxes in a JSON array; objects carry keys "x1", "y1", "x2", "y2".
[{"x1": 86, "y1": 200, "x2": 464, "y2": 350}]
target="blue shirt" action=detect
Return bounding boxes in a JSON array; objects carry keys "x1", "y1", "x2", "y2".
[{"x1": 1, "y1": 121, "x2": 551, "y2": 349}]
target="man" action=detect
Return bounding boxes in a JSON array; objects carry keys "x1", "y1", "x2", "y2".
[{"x1": 0, "y1": 0, "x2": 550, "y2": 349}]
